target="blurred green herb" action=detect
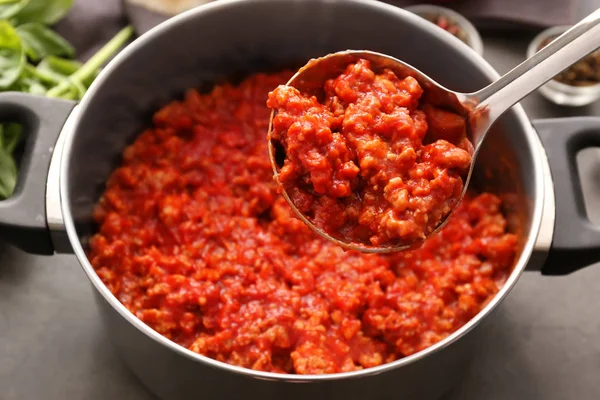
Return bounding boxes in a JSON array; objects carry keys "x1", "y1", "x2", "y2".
[
  {"x1": 11, "y1": 0, "x2": 74, "y2": 25},
  {"x1": 0, "y1": 20, "x2": 24, "y2": 88},
  {"x1": 0, "y1": 123, "x2": 19, "y2": 198},
  {"x1": 17, "y1": 22, "x2": 74, "y2": 61},
  {"x1": 0, "y1": 0, "x2": 134, "y2": 199},
  {"x1": 0, "y1": 0, "x2": 29, "y2": 20}
]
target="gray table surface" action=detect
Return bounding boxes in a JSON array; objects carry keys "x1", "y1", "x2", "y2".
[{"x1": 2, "y1": 6, "x2": 600, "y2": 400}]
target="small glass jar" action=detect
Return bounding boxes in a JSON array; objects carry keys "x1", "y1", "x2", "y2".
[
  {"x1": 527, "y1": 26, "x2": 600, "y2": 107},
  {"x1": 404, "y1": 4, "x2": 484, "y2": 56}
]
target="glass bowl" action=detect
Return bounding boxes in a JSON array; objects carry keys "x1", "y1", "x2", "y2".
[
  {"x1": 404, "y1": 4, "x2": 484, "y2": 56},
  {"x1": 527, "y1": 26, "x2": 600, "y2": 107}
]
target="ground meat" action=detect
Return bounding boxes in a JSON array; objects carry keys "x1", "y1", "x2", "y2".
[
  {"x1": 88, "y1": 70, "x2": 517, "y2": 375},
  {"x1": 267, "y1": 59, "x2": 473, "y2": 247}
]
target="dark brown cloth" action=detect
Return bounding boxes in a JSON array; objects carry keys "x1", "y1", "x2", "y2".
[
  {"x1": 56, "y1": 0, "x2": 582, "y2": 62},
  {"x1": 55, "y1": 0, "x2": 127, "y2": 61},
  {"x1": 385, "y1": 0, "x2": 581, "y2": 29}
]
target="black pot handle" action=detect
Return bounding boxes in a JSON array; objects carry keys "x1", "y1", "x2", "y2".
[
  {"x1": 534, "y1": 117, "x2": 600, "y2": 275},
  {"x1": 0, "y1": 92, "x2": 75, "y2": 255}
]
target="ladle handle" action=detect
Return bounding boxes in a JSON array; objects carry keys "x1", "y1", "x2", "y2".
[{"x1": 474, "y1": 8, "x2": 600, "y2": 122}]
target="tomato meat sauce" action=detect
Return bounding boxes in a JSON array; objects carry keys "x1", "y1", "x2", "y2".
[
  {"x1": 88, "y1": 70, "x2": 517, "y2": 375},
  {"x1": 267, "y1": 59, "x2": 473, "y2": 247}
]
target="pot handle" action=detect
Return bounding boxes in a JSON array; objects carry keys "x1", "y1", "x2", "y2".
[
  {"x1": 0, "y1": 92, "x2": 75, "y2": 255},
  {"x1": 534, "y1": 117, "x2": 600, "y2": 275}
]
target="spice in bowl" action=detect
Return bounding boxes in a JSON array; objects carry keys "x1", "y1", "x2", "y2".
[
  {"x1": 539, "y1": 37, "x2": 600, "y2": 87},
  {"x1": 527, "y1": 25, "x2": 600, "y2": 106},
  {"x1": 422, "y1": 13, "x2": 470, "y2": 44},
  {"x1": 405, "y1": 5, "x2": 483, "y2": 55}
]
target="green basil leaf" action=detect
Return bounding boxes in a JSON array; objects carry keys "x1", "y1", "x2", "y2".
[
  {"x1": 37, "y1": 55, "x2": 80, "y2": 81},
  {"x1": 23, "y1": 63, "x2": 57, "y2": 84},
  {"x1": 5, "y1": 78, "x2": 24, "y2": 91},
  {"x1": 70, "y1": 77, "x2": 85, "y2": 99},
  {"x1": 0, "y1": 0, "x2": 28, "y2": 19},
  {"x1": 37, "y1": 55, "x2": 100, "y2": 95},
  {"x1": 0, "y1": 145, "x2": 18, "y2": 199},
  {"x1": 24, "y1": 76, "x2": 46, "y2": 94},
  {"x1": 11, "y1": 0, "x2": 73, "y2": 25},
  {"x1": 2, "y1": 122, "x2": 21, "y2": 153},
  {"x1": 81, "y1": 67, "x2": 99, "y2": 88},
  {"x1": 55, "y1": 80, "x2": 81, "y2": 100},
  {"x1": 16, "y1": 22, "x2": 74, "y2": 62},
  {"x1": 61, "y1": 85, "x2": 78, "y2": 100},
  {"x1": 0, "y1": 0, "x2": 22, "y2": 4},
  {"x1": 0, "y1": 20, "x2": 25, "y2": 89},
  {"x1": 6, "y1": 64, "x2": 45, "y2": 92}
]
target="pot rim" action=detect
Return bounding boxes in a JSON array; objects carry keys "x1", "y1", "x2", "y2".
[{"x1": 59, "y1": 0, "x2": 546, "y2": 382}]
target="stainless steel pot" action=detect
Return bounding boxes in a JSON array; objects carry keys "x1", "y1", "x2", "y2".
[{"x1": 0, "y1": 0, "x2": 598, "y2": 399}]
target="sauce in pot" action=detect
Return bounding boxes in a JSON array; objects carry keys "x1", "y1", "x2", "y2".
[{"x1": 88, "y1": 70, "x2": 517, "y2": 375}]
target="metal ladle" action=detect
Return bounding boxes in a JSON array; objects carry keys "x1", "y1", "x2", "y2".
[{"x1": 268, "y1": 8, "x2": 600, "y2": 253}]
